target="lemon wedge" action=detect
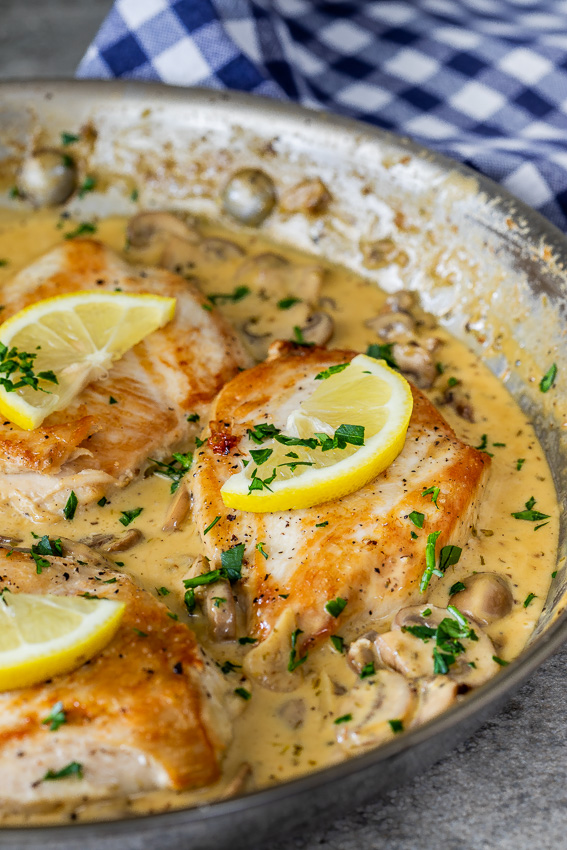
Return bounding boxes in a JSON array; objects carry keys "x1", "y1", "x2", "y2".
[
  {"x1": 221, "y1": 353, "x2": 413, "y2": 512},
  {"x1": 0, "y1": 591, "x2": 125, "y2": 691},
  {"x1": 0, "y1": 291, "x2": 176, "y2": 430}
]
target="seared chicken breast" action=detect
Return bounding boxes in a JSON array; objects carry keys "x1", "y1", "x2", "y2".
[
  {"x1": 0, "y1": 544, "x2": 231, "y2": 813},
  {"x1": 0, "y1": 239, "x2": 251, "y2": 520},
  {"x1": 191, "y1": 346, "x2": 490, "y2": 687}
]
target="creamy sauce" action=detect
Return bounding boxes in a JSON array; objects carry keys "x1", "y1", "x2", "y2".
[{"x1": 0, "y1": 209, "x2": 559, "y2": 824}]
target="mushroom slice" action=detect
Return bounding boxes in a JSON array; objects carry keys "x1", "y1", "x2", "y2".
[
  {"x1": 298, "y1": 311, "x2": 334, "y2": 345},
  {"x1": 202, "y1": 579, "x2": 237, "y2": 642},
  {"x1": 392, "y1": 341, "x2": 437, "y2": 389},
  {"x1": 0, "y1": 535, "x2": 22, "y2": 548},
  {"x1": 347, "y1": 635, "x2": 379, "y2": 676},
  {"x1": 162, "y1": 482, "x2": 191, "y2": 532},
  {"x1": 222, "y1": 168, "x2": 276, "y2": 227},
  {"x1": 17, "y1": 150, "x2": 77, "y2": 207},
  {"x1": 334, "y1": 670, "x2": 414, "y2": 753},
  {"x1": 102, "y1": 528, "x2": 145, "y2": 553},
  {"x1": 450, "y1": 573, "x2": 513, "y2": 625},
  {"x1": 366, "y1": 311, "x2": 415, "y2": 342},
  {"x1": 378, "y1": 604, "x2": 500, "y2": 688},
  {"x1": 410, "y1": 676, "x2": 458, "y2": 728},
  {"x1": 280, "y1": 178, "x2": 331, "y2": 215},
  {"x1": 126, "y1": 211, "x2": 200, "y2": 248}
]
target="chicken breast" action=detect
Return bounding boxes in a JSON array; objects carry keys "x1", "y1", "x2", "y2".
[
  {"x1": 191, "y1": 346, "x2": 490, "y2": 688},
  {"x1": 0, "y1": 543, "x2": 231, "y2": 814},
  {"x1": 0, "y1": 238, "x2": 251, "y2": 520}
]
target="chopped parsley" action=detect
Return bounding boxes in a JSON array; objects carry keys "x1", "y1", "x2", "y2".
[
  {"x1": 447, "y1": 376, "x2": 459, "y2": 387},
  {"x1": 183, "y1": 543, "x2": 245, "y2": 590},
  {"x1": 492, "y1": 655, "x2": 509, "y2": 667},
  {"x1": 438, "y1": 545, "x2": 462, "y2": 573},
  {"x1": 220, "y1": 660, "x2": 241, "y2": 674},
  {"x1": 157, "y1": 586, "x2": 170, "y2": 597},
  {"x1": 130, "y1": 188, "x2": 139, "y2": 202},
  {"x1": 474, "y1": 434, "x2": 493, "y2": 457},
  {"x1": 247, "y1": 423, "x2": 281, "y2": 444},
  {"x1": 421, "y1": 486, "x2": 440, "y2": 508},
  {"x1": 61, "y1": 131, "x2": 80, "y2": 146},
  {"x1": 277, "y1": 297, "x2": 302, "y2": 310},
  {"x1": 315, "y1": 363, "x2": 349, "y2": 381},
  {"x1": 408, "y1": 511, "x2": 424, "y2": 529},
  {"x1": 523, "y1": 592, "x2": 537, "y2": 608},
  {"x1": 334, "y1": 714, "x2": 352, "y2": 725},
  {"x1": 248, "y1": 466, "x2": 277, "y2": 494},
  {"x1": 404, "y1": 605, "x2": 478, "y2": 674},
  {"x1": 330, "y1": 635, "x2": 345, "y2": 653},
  {"x1": 148, "y1": 452, "x2": 192, "y2": 493},
  {"x1": 132, "y1": 628, "x2": 148, "y2": 637},
  {"x1": 0, "y1": 259, "x2": 8, "y2": 267},
  {"x1": 325, "y1": 597, "x2": 347, "y2": 618},
  {"x1": 539, "y1": 363, "x2": 557, "y2": 393},
  {"x1": 167, "y1": 612, "x2": 178, "y2": 620},
  {"x1": 43, "y1": 761, "x2": 83, "y2": 781},
  {"x1": 0, "y1": 342, "x2": 58, "y2": 394},
  {"x1": 411, "y1": 531, "x2": 418, "y2": 539},
  {"x1": 63, "y1": 491, "x2": 78, "y2": 521},
  {"x1": 256, "y1": 541, "x2": 269, "y2": 560},
  {"x1": 109, "y1": 396, "x2": 118, "y2": 404},
  {"x1": 119, "y1": 507, "x2": 143, "y2": 527},
  {"x1": 97, "y1": 496, "x2": 108, "y2": 507},
  {"x1": 419, "y1": 530, "x2": 442, "y2": 592},
  {"x1": 203, "y1": 515, "x2": 221, "y2": 536},
  {"x1": 360, "y1": 662, "x2": 375, "y2": 679},
  {"x1": 388, "y1": 719, "x2": 404, "y2": 733},
  {"x1": 293, "y1": 325, "x2": 313, "y2": 345},
  {"x1": 234, "y1": 687, "x2": 252, "y2": 700},
  {"x1": 316, "y1": 521, "x2": 329, "y2": 528},
  {"x1": 187, "y1": 412, "x2": 200, "y2": 422},
  {"x1": 42, "y1": 701, "x2": 66, "y2": 732},
  {"x1": 511, "y1": 497, "x2": 550, "y2": 523},
  {"x1": 30, "y1": 535, "x2": 62, "y2": 574},
  {"x1": 208, "y1": 285, "x2": 250, "y2": 305},
  {"x1": 249, "y1": 448, "x2": 273, "y2": 466},
  {"x1": 516, "y1": 458, "x2": 526, "y2": 471},
  {"x1": 449, "y1": 581, "x2": 466, "y2": 595},
  {"x1": 288, "y1": 628, "x2": 307, "y2": 672},
  {"x1": 238, "y1": 636, "x2": 258, "y2": 645},
  {"x1": 366, "y1": 342, "x2": 398, "y2": 370},
  {"x1": 64, "y1": 221, "x2": 97, "y2": 240},
  {"x1": 184, "y1": 588, "x2": 196, "y2": 614},
  {"x1": 78, "y1": 175, "x2": 96, "y2": 198},
  {"x1": 195, "y1": 436, "x2": 206, "y2": 447},
  {"x1": 213, "y1": 596, "x2": 226, "y2": 607}
]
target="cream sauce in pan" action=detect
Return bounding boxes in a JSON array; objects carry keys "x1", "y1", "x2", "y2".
[{"x1": 0, "y1": 209, "x2": 559, "y2": 823}]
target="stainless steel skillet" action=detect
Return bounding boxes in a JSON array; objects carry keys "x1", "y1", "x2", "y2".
[{"x1": 0, "y1": 80, "x2": 566, "y2": 850}]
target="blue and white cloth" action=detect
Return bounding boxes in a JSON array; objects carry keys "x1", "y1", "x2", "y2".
[{"x1": 78, "y1": 1, "x2": 567, "y2": 231}]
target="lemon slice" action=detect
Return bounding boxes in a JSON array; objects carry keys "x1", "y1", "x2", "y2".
[
  {"x1": 0, "y1": 591, "x2": 125, "y2": 691},
  {"x1": 0, "y1": 291, "x2": 176, "y2": 430},
  {"x1": 221, "y1": 353, "x2": 413, "y2": 512}
]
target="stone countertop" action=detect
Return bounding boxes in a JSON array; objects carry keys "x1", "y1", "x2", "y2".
[{"x1": 1, "y1": 2, "x2": 566, "y2": 847}]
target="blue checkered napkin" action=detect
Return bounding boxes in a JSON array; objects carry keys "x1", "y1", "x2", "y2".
[{"x1": 78, "y1": 1, "x2": 567, "y2": 232}]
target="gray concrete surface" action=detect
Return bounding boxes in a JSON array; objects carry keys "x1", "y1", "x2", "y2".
[{"x1": 0, "y1": 1, "x2": 566, "y2": 847}]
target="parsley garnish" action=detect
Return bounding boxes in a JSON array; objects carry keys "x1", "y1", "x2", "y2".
[
  {"x1": 220, "y1": 660, "x2": 241, "y2": 674},
  {"x1": 157, "y1": 586, "x2": 170, "y2": 596},
  {"x1": 288, "y1": 628, "x2": 307, "y2": 672},
  {"x1": 277, "y1": 297, "x2": 302, "y2": 310},
  {"x1": 249, "y1": 448, "x2": 273, "y2": 466},
  {"x1": 315, "y1": 363, "x2": 349, "y2": 381},
  {"x1": 187, "y1": 412, "x2": 200, "y2": 422},
  {"x1": 360, "y1": 662, "x2": 375, "y2": 679},
  {"x1": 511, "y1": 497, "x2": 550, "y2": 523},
  {"x1": 247, "y1": 423, "x2": 281, "y2": 444},
  {"x1": 132, "y1": 627, "x2": 148, "y2": 637},
  {"x1": 325, "y1": 597, "x2": 347, "y2": 618},
  {"x1": 195, "y1": 436, "x2": 206, "y2": 447},
  {"x1": 447, "y1": 376, "x2": 459, "y2": 387},
  {"x1": 438, "y1": 545, "x2": 462, "y2": 573},
  {"x1": 449, "y1": 581, "x2": 466, "y2": 595},
  {"x1": 523, "y1": 592, "x2": 537, "y2": 608},
  {"x1": 330, "y1": 635, "x2": 345, "y2": 653},
  {"x1": 316, "y1": 521, "x2": 329, "y2": 528},
  {"x1": 78, "y1": 175, "x2": 96, "y2": 198},
  {"x1": 109, "y1": 396, "x2": 118, "y2": 404},
  {"x1": 293, "y1": 326, "x2": 313, "y2": 345},
  {"x1": 238, "y1": 636, "x2": 258, "y2": 645},
  {"x1": 334, "y1": 714, "x2": 352, "y2": 724},
  {"x1": 167, "y1": 611, "x2": 179, "y2": 620},
  {"x1": 492, "y1": 655, "x2": 509, "y2": 667},
  {"x1": 411, "y1": 531, "x2": 418, "y2": 539},
  {"x1": 388, "y1": 719, "x2": 404, "y2": 733},
  {"x1": 130, "y1": 188, "x2": 139, "y2": 202},
  {"x1": 183, "y1": 543, "x2": 245, "y2": 590},
  {"x1": 184, "y1": 588, "x2": 196, "y2": 614},
  {"x1": 366, "y1": 342, "x2": 398, "y2": 370},
  {"x1": 203, "y1": 515, "x2": 221, "y2": 535},
  {"x1": 256, "y1": 541, "x2": 269, "y2": 560},
  {"x1": 119, "y1": 507, "x2": 143, "y2": 527},
  {"x1": 0, "y1": 259, "x2": 8, "y2": 267},
  {"x1": 516, "y1": 458, "x2": 525, "y2": 471},
  {"x1": 0, "y1": 342, "x2": 59, "y2": 394},
  {"x1": 404, "y1": 605, "x2": 478, "y2": 674},
  {"x1": 148, "y1": 452, "x2": 192, "y2": 493},
  {"x1": 248, "y1": 466, "x2": 277, "y2": 493},
  {"x1": 421, "y1": 486, "x2": 440, "y2": 508},
  {"x1": 213, "y1": 596, "x2": 226, "y2": 607},
  {"x1": 42, "y1": 701, "x2": 66, "y2": 731},
  {"x1": 408, "y1": 511, "x2": 424, "y2": 529},
  {"x1": 43, "y1": 761, "x2": 83, "y2": 781},
  {"x1": 234, "y1": 687, "x2": 252, "y2": 700},
  {"x1": 97, "y1": 496, "x2": 108, "y2": 507},
  {"x1": 208, "y1": 285, "x2": 250, "y2": 305},
  {"x1": 540, "y1": 363, "x2": 557, "y2": 393},
  {"x1": 63, "y1": 491, "x2": 78, "y2": 521},
  {"x1": 61, "y1": 131, "x2": 80, "y2": 146},
  {"x1": 30, "y1": 535, "x2": 62, "y2": 574},
  {"x1": 419, "y1": 530, "x2": 442, "y2": 592},
  {"x1": 474, "y1": 434, "x2": 494, "y2": 457},
  {"x1": 64, "y1": 221, "x2": 97, "y2": 240}
]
